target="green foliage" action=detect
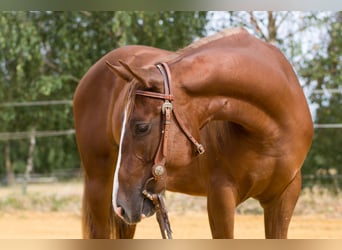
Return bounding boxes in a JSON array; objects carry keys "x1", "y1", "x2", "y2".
[
  {"x1": 300, "y1": 12, "x2": 342, "y2": 175},
  {"x1": 0, "y1": 13, "x2": 42, "y2": 99},
  {"x1": 0, "y1": 11, "x2": 209, "y2": 177},
  {"x1": 123, "y1": 11, "x2": 208, "y2": 50}
]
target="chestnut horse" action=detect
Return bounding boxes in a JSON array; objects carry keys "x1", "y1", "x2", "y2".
[{"x1": 73, "y1": 28, "x2": 313, "y2": 239}]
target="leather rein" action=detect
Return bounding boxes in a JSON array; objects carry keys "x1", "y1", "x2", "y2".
[{"x1": 137, "y1": 62, "x2": 205, "y2": 239}]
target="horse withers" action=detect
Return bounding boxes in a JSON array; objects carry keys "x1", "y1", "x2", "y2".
[{"x1": 73, "y1": 27, "x2": 313, "y2": 238}]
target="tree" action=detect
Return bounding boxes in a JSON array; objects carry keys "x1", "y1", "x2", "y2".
[
  {"x1": 207, "y1": 11, "x2": 327, "y2": 65},
  {"x1": 0, "y1": 11, "x2": 43, "y2": 185},
  {"x1": 299, "y1": 12, "x2": 342, "y2": 178}
]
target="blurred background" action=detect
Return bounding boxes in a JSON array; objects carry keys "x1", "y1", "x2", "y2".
[{"x1": 0, "y1": 12, "x2": 341, "y2": 236}]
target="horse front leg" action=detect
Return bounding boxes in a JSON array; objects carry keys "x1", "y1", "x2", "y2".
[
  {"x1": 83, "y1": 175, "x2": 113, "y2": 238},
  {"x1": 82, "y1": 163, "x2": 136, "y2": 239},
  {"x1": 260, "y1": 171, "x2": 302, "y2": 239},
  {"x1": 207, "y1": 180, "x2": 238, "y2": 238}
]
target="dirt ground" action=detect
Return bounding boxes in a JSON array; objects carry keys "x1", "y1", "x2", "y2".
[
  {"x1": 1, "y1": 181, "x2": 342, "y2": 239},
  {"x1": 1, "y1": 210, "x2": 342, "y2": 239}
]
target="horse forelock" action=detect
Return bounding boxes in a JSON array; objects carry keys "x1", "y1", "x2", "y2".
[{"x1": 126, "y1": 82, "x2": 140, "y2": 119}]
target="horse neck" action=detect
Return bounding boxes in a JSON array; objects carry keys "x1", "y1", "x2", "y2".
[
  {"x1": 169, "y1": 52, "x2": 296, "y2": 139},
  {"x1": 176, "y1": 90, "x2": 280, "y2": 140}
]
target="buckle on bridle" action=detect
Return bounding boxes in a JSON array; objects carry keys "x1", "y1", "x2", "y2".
[
  {"x1": 196, "y1": 144, "x2": 205, "y2": 155},
  {"x1": 162, "y1": 101, "x2": 173, "y2": 114}
]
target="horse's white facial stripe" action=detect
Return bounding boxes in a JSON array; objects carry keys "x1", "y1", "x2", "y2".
[{"x1": 112, "y1": 106, "x2": 128, "y2": 209}]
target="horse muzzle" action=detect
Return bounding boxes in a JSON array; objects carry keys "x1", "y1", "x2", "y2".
[
  {"x1": 114, "y1": 193, "x2": 156, "y2": 224},
  {"x1": 114, "y1": 165, "x2": 167, "y2": 224}
]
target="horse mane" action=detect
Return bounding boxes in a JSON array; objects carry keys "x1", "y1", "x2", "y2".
[{"x1": 162, "y1": 27, "x2": 248, "y2": 63}]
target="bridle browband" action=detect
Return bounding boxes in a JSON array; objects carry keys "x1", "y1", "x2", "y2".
[{"x1": 137, "y1": 62, "x2": 205, "y2": 239}]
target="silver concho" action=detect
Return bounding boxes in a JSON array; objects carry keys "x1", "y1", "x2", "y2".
[{"x1": 154, "y1": 165, "x2": 165, "y2": 177}]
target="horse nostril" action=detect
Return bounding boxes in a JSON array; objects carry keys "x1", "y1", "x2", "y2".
[
  {"x1": 121, "y1": 208, "x2": 126, "y2": 217},
  {"x1": 115, "y1": 206, "x2": 124, "y2": 218}
]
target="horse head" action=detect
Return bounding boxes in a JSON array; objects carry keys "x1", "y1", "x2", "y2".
[{"x1": 106, "y1": 60, "x2": 202, "y2": 224}]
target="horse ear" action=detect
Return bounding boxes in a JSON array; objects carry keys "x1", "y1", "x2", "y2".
[
  {"x1": 105, "y1": 60, "x2": 133, "y2": 82},
  {"x1": 105, "y1": 60, "x2": 158, "y2": 89}
]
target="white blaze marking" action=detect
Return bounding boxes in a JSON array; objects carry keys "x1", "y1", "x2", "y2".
[{"x1": 112, "y1": 105, "x2": 129, "y2": 210}]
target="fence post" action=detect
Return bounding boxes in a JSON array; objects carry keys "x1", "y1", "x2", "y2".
[{"x1": 22, "y1": 129, "x2": 36, "y2": 195}]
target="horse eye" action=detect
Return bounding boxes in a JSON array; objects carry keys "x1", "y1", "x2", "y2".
[{"x1": 134, "y1": 123, "x2": 151, "y2": 136}]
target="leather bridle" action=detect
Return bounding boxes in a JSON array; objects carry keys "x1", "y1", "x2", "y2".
[
  {"x1": 137, "y1": 62, "x2": 205, "y2": 239},
  {"x1": 136, "y1": 63, "x2": 205, "y2": 172}
]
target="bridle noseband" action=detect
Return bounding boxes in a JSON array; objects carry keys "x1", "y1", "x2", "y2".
[{"x1": 137, "y1": 62, "x2": 205, "y2": 239}]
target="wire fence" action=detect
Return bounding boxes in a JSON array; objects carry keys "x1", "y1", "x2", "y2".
[
  {"x1": 0, "y1": 100, "x2": 73, "y2": 108},
  {"x1": 0, "y1": 129, "x2": 75, "y2": 141},
  {"x1": 0, "y1": 99, "x2": 74, "y2": 141}
]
